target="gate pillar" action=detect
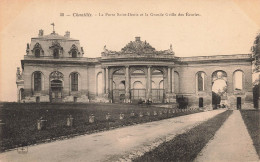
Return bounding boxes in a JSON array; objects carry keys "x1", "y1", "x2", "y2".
[
  {"x1": 166, "y1": 66, "x2": 176, "y2": 103},
  {"x1": 125, "y1": 65, "x2": 130, "y2": 103},
  {"x1": 147, "y1": 66, "x2": 152, "y2": 100}
]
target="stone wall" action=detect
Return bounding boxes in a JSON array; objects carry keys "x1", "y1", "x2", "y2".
[
  {"x1": 22, "y1": 62, "x2": 91, "y2": 103},
  {"x1": 175, "y1": 60, "x2": 253, "y2": 109},
  {"x1": 19, "y1": 53, "x2": 253, "y2": 109}
]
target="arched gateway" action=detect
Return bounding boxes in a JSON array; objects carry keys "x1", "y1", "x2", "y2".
[
  {"x1": 102, "y1": 36, "x2": 176, "y2": 104},
  {"x1": 49, "y1": 71, "x2": 64, "y2": 102},
  {"x1": 16, "y1": 30, "x2": 254, "y2": 109}
]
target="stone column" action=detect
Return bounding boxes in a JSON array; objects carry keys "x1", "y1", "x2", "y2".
[
  {"x1": 171, "y1": 67, "x2": 175, "y2": 93},
  {"x1": 106, "y1": 67, "x2": 109, "y2": 94},
  {"x1": 164, "y1": 68, "x2": 168, "y2": 93},
  {"x1": 147, "y1": 66, "x2": 152, "y2": 100},
  {"x1": 125, "y1": 66, "x2": 130, "y2": 103},
  {"x1": 109, "y1": 73, "x2": 113, "y2": 103},
  {"x1": 102, "y1": 68, "x2": 106, "y2": 94},
  {"x1": 165, "y1": 66, "x2": 176, "y2": 103},
  {"x1": 168, "y1": 67, "x2": 171, "y2": 93}
]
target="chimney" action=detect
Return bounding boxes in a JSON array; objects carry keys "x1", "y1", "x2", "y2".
[
  {"x1": 135, "y1": 36, "x2": 141, "y2": 41},
  {"x1": 38, "y1": 29, "x2": 44, "y2": 37},
  {"x1": 65, "y1": 31, "x2": 70, "y2": 38}
]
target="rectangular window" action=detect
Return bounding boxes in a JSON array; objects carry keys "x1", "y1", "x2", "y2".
[
  {"x1": 71, "y1": 73, "x2": 78, "y2": 91},
  {"x1": 34, "y1": 72, "x2": 41, "y2": 91}
]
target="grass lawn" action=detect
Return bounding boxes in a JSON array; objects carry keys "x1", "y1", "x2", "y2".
[
  {"x1": 240, "y1": 110, "x2": 260, "y2": 158},
  {"x1": 134, "y1": 110, "x2": 233, "y2": 162},
  {"x1": 0, "y1": 102, "x2": 201, "y2": 152}
]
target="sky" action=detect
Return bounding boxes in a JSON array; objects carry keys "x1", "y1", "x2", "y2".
[{"x1": 0, "y1": 0, "x2": 259, "y2": 102}]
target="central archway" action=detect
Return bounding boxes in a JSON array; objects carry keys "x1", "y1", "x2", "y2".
[
  {"x1": 49, "y1": 71, "x2": 64, "y2": 102},
  {"x1": 112, "y1": 69, "x2": 125, "y2": 103},
  {"x1": 212, "y1": 70, "x2": 227, "y2": 109},
  {"x1": 151, "y1": 69, "x2": 164, "y2": 103},
  {"x1": 130, "y1": 69, "x2": 146, "y2": 102}
]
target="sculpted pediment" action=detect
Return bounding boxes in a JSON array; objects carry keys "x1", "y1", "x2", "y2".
[
  {"x1": 121, "y1": 37, "x2": 156, "y2": 54},
  {"x1": 102, "y1": 37, "x2": 175, "y2": 57},
  {"x1": 50, "y1": 71, "x2": 64, "y2": 80}
]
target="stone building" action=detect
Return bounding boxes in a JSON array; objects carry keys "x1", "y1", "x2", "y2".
[{"x1": 16, "y1": 29, "x2": 254, "y2": 109}]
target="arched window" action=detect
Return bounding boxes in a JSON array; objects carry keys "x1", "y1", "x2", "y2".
[
  {"x1": 71, "y1": 73, "x2": 78, "y2": 91},
  {"x1": 72, "y1": 50, "x2": 77, "y2": 58},
  {"x1": 19, "y1": 88, "x2": 25, "y2": 101},
  {"x1": 159, "y1": 80, "x2": 164, "y2": 89},
  {"x1": 234, "y1": 70, "x2": 243, "y2": 90},
  {"x1": 174, "y1": 72, "x2": 179, "y2": 93},
  {"x1": 119, "y1": 81, "x2": 125, "y2": 89},
  {"x1": 152, "y1": 81, "x2": 156, "y2": 89},
  {"x1": 69, "y1": 44, "x2": 79, "y2": 58},
  {"x1": 34, "y1": 72, "x2": 42, "y2": 91},
  {"x1": 133, "y1": 81, "x2": 144, "y2": 89},
  {"x1": 113, "y1": 81, "x2": 116, "y2": 89},
  {"x1": 152, "y1": 70, "x2": 164, "y2": 89},
  {"x1": 211, "y1": 70, "x2": 228, "y2": 97},
  {"x1": 53, "y1": 49, "x2": 59, "y2": 58},
  {"x1": 35, "y1": 49, "x2": 40, "y2": 58},
  {"x1": 97, "y1": 72, "x2": 103, "y2": 95},
  {"x1": 197, "y1": 72, "x2": 206, "y2": 91}
]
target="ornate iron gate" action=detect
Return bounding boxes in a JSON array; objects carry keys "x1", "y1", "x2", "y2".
[
  {"x1": 130, "y1": 89, "x2": 146, "y2": 102},
  {"x1": 151, "y1": 89, "x2": 164, "y2": 103},
  {"x1": 112, "y1": 89, "x2": 126, "y2": 103}
]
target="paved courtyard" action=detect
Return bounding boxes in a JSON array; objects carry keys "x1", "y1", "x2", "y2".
[{"x1": 0, "y1": 110, "x2": 225, "y2": 162}]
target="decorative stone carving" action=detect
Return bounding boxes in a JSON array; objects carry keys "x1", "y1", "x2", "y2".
[
  {"x1": 16, "y1": 67, "x2": 23, "y2": 80},
  {"x1": 49, "y1": 41, "x2": 63, "y2": 57},
  {"x1": 68, "y1": 44, "x2": 79, "y2": 55},
  {"x1": 101, "y1": 45, "x2": 117, "y2": 56},
  {"x1": 49, "y1": 40, "x2": 63, "y2": 51},
  {"x1": 50, "y1": 71, "x2": 64, "y2": 80},
  {"x1": 101, "y1": 37, "x2": 175, "y2": 56},
  {"x1": 121, "y1": 37, "x2": 156, "y2": 54},
  {"x1": 81, "y1": 47, "x2": 84, "y2": 54},
  {"x1": 26, "y1": 43, "x2": 30, "y2": 54},
  {"x1": 31, "y1": 43, "x2": 44, "y2": 56}
]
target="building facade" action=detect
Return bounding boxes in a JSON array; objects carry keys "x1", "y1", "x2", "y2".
[{"x1": 16, "y1": 29, "x2": 254, "y2": 109}]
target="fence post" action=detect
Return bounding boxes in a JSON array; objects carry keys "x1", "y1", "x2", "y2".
[
  {"x1": 153, "y1": 111, "x2": 157, "y2": 116},
  {"x1": 106, "y1": 113, "x2": 111, "y2": 121},
  {"x1": 37, "y1": 117, "x2": 47, "y2": 130},
  {"x1": 139, "y1": 112, "x2": 143, "y2": 118},
  {"x1": 89, "y1": 114, "x2": 95, "y2": 123},
  {"x1": 67, "y1": 115, "x2": 74, "y2": 127},
  {"x1": 119, "y1": 113, "x2": 124, "y2": 120}
]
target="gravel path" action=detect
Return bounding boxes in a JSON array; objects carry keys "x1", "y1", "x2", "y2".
[
  {"x1": 195, "y1": 110, "x2": 259, "y2": 162},
  {"x1": 0, "y1": 110, "x2": 225, "y2": 162}
]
